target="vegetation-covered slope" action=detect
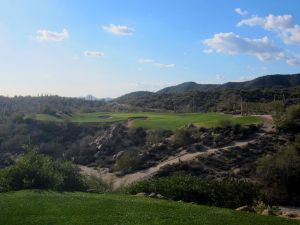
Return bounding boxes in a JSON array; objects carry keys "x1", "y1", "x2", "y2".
[
  {"x1": 0, "y1": 191, "x2": 299, "y2": 225},
  {"x1": 157, "y1": 74, "x2": 300, "y2": 94},
  {"x1": 115, "y1": 74, "x2": 300, "y2": 113}
]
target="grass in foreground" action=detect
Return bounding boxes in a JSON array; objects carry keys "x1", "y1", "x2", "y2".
[
  {"x1": 34, "y1": 112, "x2": 261, "y2": 130},
  {"x1": 0, "y1": 191, "x2": 299, "y2": 225}
]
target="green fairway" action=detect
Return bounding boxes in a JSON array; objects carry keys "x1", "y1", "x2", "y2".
[
  {"x1": 0, "y1": 191, "x2": 298, "y2": 225},
  {"x1": 33, "y1": 112, "x2": 261, "y2": 130}
]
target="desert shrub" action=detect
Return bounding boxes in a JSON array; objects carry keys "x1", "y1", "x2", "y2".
[
  {"x1": 128, "y1": 175, "x2": 258, "y2": 208},
  {"x1": 85, "y1": 176, "x2": 112, "y2": 193},
  {"x1": 219, "y1": 119, "x2": 235, "y2": 128},
  {"x1": 55, "y1": 160, "x2": 87, "y2": 191},
  {"x1": 114, "y1": 151, "x2": 142, "y2": 174},
  {"x1": 279, "y1": 105, "x2": 300, "y2": 133},
  {"x1": 146, "y1": 129, "x2": 172, "y2": 146},
  {"x1": 173, "y1": 128, "x2": 193, "y2": 147},
  {"x1": 128, "y1": 127, "x2": 147, "y2": 146},
  {"x1": 0, "y1": 150, "x2": 86, "y2": 192},
  {"x1": 256, "y1": 136, "x2": 300, "y2": 206}
]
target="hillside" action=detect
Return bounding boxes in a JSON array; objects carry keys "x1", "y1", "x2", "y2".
[
  {"x1": 115, "y1": 73, "x2": 300, "y2": 100},
  {"x1": 114, "y1": 74, "x2": 300, "y2": 112},
  {"x1": 158, "y1": 74, "x2": 300, "y2": 94},
  {"x1": 0, "y1": 191, "x2": 299, "y2": 225},
  {"x1": 157, "y1": 82, "x2": 219, "y2": 94}
]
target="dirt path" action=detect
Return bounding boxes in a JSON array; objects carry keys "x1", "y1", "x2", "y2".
[
  {"x1": 80, "y1": 138, "x2": 257, "y2": 189},
  {"x1": 80, "y1": 115, "x2": 274, "y2": 190},
  {"x1": 257, "y1": 114, "x2": 275, "y2": 133}
]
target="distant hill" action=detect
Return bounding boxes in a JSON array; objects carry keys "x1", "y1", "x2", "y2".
[
  {"x1": 116, "y1": 74, "x2": 300, "y2": 100},
  {"x1": 114, "y1": 73, "x2": 300, "y2": 112},
  {"x1": 157, "y1": 74, "x2": 300, "y2": 94},
  {"x1": 116, "y1": 91, "x2": 155, "y2": 102},
  {"x1": 157, "y1": 82, "x2": 219, "y2": 94},
  {"x1": 83, "y1": 95, "x2": 99, "y2": 101}
]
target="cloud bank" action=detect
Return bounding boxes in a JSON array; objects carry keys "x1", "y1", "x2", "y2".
[
  {"x1": 238, "y1": 14, "x2": 300, "y2": 45},
  {"x1": 203, "y1": 32, "x2": 300, "y2": 65}
]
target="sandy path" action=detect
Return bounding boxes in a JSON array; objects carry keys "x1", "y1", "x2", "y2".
[{"x1": 257, "y1": 114, "x2": 275, "y2": 133}]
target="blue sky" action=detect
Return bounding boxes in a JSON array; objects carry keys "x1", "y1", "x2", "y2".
[{"x1": 0, "y1": 0, "x2": 300, "y2": 98}]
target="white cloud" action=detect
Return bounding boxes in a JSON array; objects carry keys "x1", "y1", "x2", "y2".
[
  {"x1": 138, "y1": 58, "x2": 176, "y2": 68},
  {"x1": 234, "y1": 8, "x2": 248, "y2": 16},
  {"x1": 238, "y1": 14, "x2": 300, "y2": 45},
  {"x1": 84, "y1": 51, "x2": 105, "y2": 58},
  {"x1": 203, "y1": 32, "x2": 283, "y2": 61},
  {"x1": 286, "y1": 57, "x2": 300, "y2": 65},
  {"x1": 102, "y1": 24, "x2": 134, "y2": 36},
  {"x1": 35, "y1": 28, "x2": 69, "y2": 42},
  {"x1": 153, "y1": 63, "x2": 176, "y2": 68},
  {"x1": 237, "y1": 16, "x2": 266, "y2": 27},
  {"x1": 203, "y1": 32, "x2": 300, "y2": 65},
  {"x1": 281, "y1": 26, "x2": 300, "y2": 45}
]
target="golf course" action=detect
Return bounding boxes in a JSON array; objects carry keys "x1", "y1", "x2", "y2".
[
  {"x1": 0, "y1": 191, "x2": 299, "y2": 225},
  {"x1": 33, "y1": 112, "x2": 261, "y2": 130}
]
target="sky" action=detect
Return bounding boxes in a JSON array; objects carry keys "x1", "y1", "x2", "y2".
[{"x1": 0, "y1": 0, "x2": 300, "y2": 98}]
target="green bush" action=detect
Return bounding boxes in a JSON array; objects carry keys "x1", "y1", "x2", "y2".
[
  {"x1": 127, "y1": 175, "x2": 259, "y2": 209},
  {"x1": 256, "y1": 136, "x2": 300, "y2": 206},
  {"x1": 279, "y1": 105, "x2": 300, "y2": 133},
  {"x1": 0, "y1": 150, "x2": 86, "y2": 192},
  {"x1": 173, "y1": 128, "x2": 193, "y2": 147},
  {"x1": 85, "y1": 176, "x2": 112, "y2": 193},
  {"x1": 146, "y1": 129, "x2": 172, "y2": 146},
  {"x1": 219, "y1": 119, "x2": 235, "y2": 128},
  {"x1": 114, "y1": 152, "x2": 142, "y2": 173}
]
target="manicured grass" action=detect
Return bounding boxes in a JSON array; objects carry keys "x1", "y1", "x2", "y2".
[
  {"x1": 33, "y1": 112, "x2": 261, "y2": 130},
  {"x1": 0, "y1": 191, "x2": 298, "y2": 225}
]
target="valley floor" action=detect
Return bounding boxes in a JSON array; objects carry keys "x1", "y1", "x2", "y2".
[{"x1": 0, "y1": 191, "x2": 299, "y2": 225}]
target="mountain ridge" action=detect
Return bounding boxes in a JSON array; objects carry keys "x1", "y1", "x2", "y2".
[
  {"x1": 157, "y1": 73, "x2": 300, "y2": 94},
  {"x1": 116, "y1": 73, "x2": 300, "y2": 100}
]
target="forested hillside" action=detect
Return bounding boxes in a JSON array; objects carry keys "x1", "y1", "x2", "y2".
[{"x1": 115, "y1": 74, "x2": 300, "y2": 113}]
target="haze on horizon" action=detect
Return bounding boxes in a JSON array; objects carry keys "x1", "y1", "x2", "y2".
[{"x1": 1, "y1": 0, "x2": 300, "y2": 98}]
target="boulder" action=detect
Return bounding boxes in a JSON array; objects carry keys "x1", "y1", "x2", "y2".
[
  {"x1": 149, "y1": 192, "x2": 156, "y2": 198},
  {"x1": 135, "y1": 192, "x2": 148, "y2": 197},
  {"x1": 156, "y1": 194, "x2": 166, "y2": 199},
  {"x1": 86, "y1": 188, "x2": 97, "y2": 193},
  {"x1": 261, "y1": 209, "x2": 276, "y2": 216},
  {"x1": 236, "y1": 206, "x2": 255, "y2": 212}
]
